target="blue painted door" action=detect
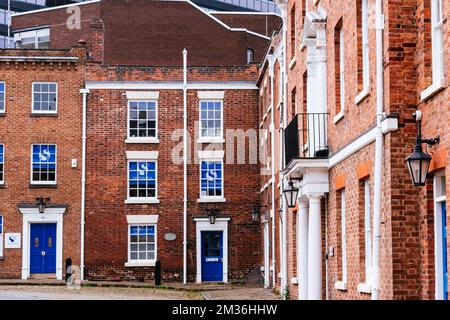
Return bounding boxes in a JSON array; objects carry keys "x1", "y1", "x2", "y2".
[
  {"x1": 30, "y1": 223, "x2": 56, "y2": 274},
  {"x1": 442, "y1": 202, "x2": 448, "y2": 300},
  {"x1": 201, "y1": 231, "x2": 223, "y2": 281}
]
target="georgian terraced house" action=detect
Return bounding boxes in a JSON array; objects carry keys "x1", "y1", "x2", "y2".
[
  {"x1": 0, "y1": 0, "x2": 448, "y2": 301},
  {"x1": 258, "y1": 0, "x2": 448, "y2": 300},
  {"x1": 0, "y1": 0, "x2": 281, "y2": 283}
]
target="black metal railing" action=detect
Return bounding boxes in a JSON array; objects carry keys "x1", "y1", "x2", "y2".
[{"x1": 284, "y1": 113, "x2": 329, "y2": 166}]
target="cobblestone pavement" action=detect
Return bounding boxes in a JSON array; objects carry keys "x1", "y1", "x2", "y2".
[
  {"x1": 202, "y1": 287, "x2": 280, "y2": 300},
  {"x1": 0, "y1": 285, "x2": 203, "y2": 300}
]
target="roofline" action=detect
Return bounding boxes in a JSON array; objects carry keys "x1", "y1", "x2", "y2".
[
  {"x1": 0, "y1": 56, "x2": 79, "y2": 62},
  {"x1": 210, "y1": 11, "x2": 281, "y2": 17},
  {"x1": 185, "y1": 0, "x2": 271, "y2": 40},
  {"x1": 10, "y1": 0, "x2": 101, "y2": 17}
]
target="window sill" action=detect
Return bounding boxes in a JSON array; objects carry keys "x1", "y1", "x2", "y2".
[
  {"x1": 30, "y1": 112, "x2": 58, "y2": 117},
  {"x1": 420, "y1": 80, "x2": 445, "y2": 101},
  {"x1": 333, "y1": 110, "x2": 345, "y2": 124},
  {"x1": 125, "y1": 261, "x2": 156, "y2": 267},
  {"x1": 357, "y1": 283, "x2": 371, "y2": 294},
  {"x1": 0, "y1": 113, "x2": 5, "y2": 117},
  {"x1": 29, "y1": 183, "x2": 57, "y2": 188},
  {"x1": 125, "y1": 198, "x2": 160, "y2": 204},
  {"x1": 290, "y1": 277, "x2": 298, "y2": 285},
  {"x1": 197, "y1": 138, "x2": 225, "y2": 144},
  {"x1": 334, "y1": 281, "x2": 347, "y2": 291},
  {"x1": 125, "y1": 137, "x2": 160, "y2": 144},
  {"x1": 0, "y1": 256, "x2": 4, "y2": 261},
  {"x1": 197, "y1": 197, "x2": 226, "y2": 203},
  {"x1": 355, "y1": 87, "x2": 370, "y2": 105}
]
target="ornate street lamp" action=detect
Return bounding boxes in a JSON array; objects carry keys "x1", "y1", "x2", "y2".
[
  {"x1": 36, "y1": 197, "x2": 50, "y2": 214},
  {"x1": 251, "y1": 207, "x2": 259, "y2": 223},
  {"x1": 283, "y1": 180, "x2": 299, "y2": 208},
  {"x1": 405, "y1": 111, "x2": 440, "y2": 186}
]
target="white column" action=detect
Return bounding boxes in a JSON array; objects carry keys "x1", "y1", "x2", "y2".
[
  {"x1": 307, "y1": 194, "x2": 323, "y2": 300},
  {"x1": 305, "y1": 39, "x2": 317, "y2": 157},
  {"x1": 297, "y1": 199, "x2": 309, "y2": 300}
]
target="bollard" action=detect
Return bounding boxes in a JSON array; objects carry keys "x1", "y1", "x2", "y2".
[
  {"x1": 155, "y1": 260, "x2": 161, "y2": 285},
  {"x1": 65, "y1": 257, "x2": 72, "y2": 282}
]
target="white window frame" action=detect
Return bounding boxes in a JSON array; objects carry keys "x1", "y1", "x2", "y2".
[
  {"x1": 30, "y1": 144, "x2": 57, "y2": 185},
  {"x1": 334, "y1": 27, "x2": 345, "y2": 123},
  {"x1": 0, "y1": 144, "x2": 4, "y2": 185},
  {"x1": 125, "y1": 151, "x2": 159, "y2": 204},
  {"x1": 358, "y1": 179, "x2": 372, "y2": 293},
  {"x1": 0, "y1": 214, "x2": 3, "y2": 257},
  {"x1": 0, "y1": 81, "x2": 5, "y2": 113},
  {"x1": 356, "y1": 0, "x2": 370, "y2": 104},
  {"x1": 126, "y1": 224, "x2": 157, "y2": 267},
  {"x1": 198, "y1": 91, "x2": 225, "y2": 143},
  {"x1": 336, "y1": 189, "x2": 347, "y2": 290},
  {"x1": 31, "y1": 82, "x2": 58, "y2": 114},
  {"x1": 14, "y1": 27, "x2": 49, "y2": 49},
  {"x1": 125, "y1": 91, "x2": 160, "y2": 144},
  {"x1": 434, "y1": 170, "x2": 447, "y2": 300},
  {"x1": 421, "y1": 0, "x2": 445, "y2": 100},
  {"x1": 197, "y1": 150, "x2": 225, "y2": 203}
]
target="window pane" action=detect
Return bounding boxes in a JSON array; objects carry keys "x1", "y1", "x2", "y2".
[
  {"x1": 31, "y1": 144, "x2": 56, "y2": 183},
  {"x1": 32, "y1": 83, "x2": 57, "y2": 112}
]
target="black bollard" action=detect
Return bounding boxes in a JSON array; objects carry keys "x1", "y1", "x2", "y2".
[
  {"x1": 155, "y1": 260, "x2": 161, "y2": 286},
  {"x1": 65, "y1": 257, "x2": 72, "y2": 282}
]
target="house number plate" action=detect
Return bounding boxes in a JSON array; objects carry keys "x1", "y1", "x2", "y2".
[{"x1": 206, "y1": 258, "x2": 219, "y2": 262}]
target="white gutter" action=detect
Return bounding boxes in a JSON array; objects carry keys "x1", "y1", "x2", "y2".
[
  {"x1": 372, "y1": 0, "x2": 384, "y2": 300},
  {"x1": 80, "y1": 88, "x2": 89, "y2": 280},
  {"x1": 182, "y1": 49, "x2": 188, "y2": 285}
]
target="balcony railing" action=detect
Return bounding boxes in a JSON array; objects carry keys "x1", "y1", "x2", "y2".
[{"x1": 284, "y1": 113, "x2": 329, "y2": 166}]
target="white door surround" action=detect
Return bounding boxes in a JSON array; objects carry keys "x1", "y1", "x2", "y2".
[
  {"x1": 194, "y1": 217, "x2": 229, "y2": 283},
  {"x1": 19, "y1": 207, "x2": 67, "y2": 280}
]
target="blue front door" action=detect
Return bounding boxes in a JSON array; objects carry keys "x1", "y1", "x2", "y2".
[
  {"x1": 30, "y1": 223, "x2": 57, "y2": 274},
  {"x1": 442, "y1": 202, "x2": 448, "y2": 300},
  {"x1": 201, "y1": 231, "x2": 223, "y2": 281}
]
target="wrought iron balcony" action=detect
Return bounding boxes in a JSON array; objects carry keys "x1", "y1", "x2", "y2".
[{"x1": 284, "y1": 113, "x2": 329, "y2": 167}]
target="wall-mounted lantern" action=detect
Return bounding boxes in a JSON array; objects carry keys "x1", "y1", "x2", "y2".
[
  {"x1": 405, "y1": 111, "x2": 440, "y2": 186},
  {"x1": 36, "y1": 197, "x2": 51, "y2": 214}
]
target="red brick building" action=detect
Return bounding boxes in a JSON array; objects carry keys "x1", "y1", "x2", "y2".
[
  {"x1": 259, "y1": 0, "x2": 448, "y2": 300},
  {"x1": 7, "y1": 0, "x2": 281, "y2": 283},
  {"x1": 0, "y1": 47, "x2": 86, "y2": 280}
]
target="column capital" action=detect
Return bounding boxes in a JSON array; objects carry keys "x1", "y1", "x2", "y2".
[
  {"x1": 298, "y1": 199, "x2": 309, "y2": 209},
  {"x1": 307, "y1": 194, "x2": 323, "y2": 203}
]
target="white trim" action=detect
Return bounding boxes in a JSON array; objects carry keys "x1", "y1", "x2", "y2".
[
  {"x1": 209, "y1": 11, "x2": 281, "y2": 17},
  {"x1": 420, "y1": 79, "x2": 445, "y2": 101},
  {"x1": 340, "y1": 190, "x2": 347, "y2": 284},
  {"x1": 11, "y1": 0, "x2": 101, "y2": 17},
  {"x1": 197, "y1": 197, "x2": 226, "y2": 203},
  {"x1": 364, "y1": 179, "x2": 372, "y2": 287},
  {"x1": 85, "y1": 81, "x2": 258, "y2": 90},
  {"x1": 126, "y1": 100, "x2": 158, "y2": 143},
  {"x1": 288, "y1": 57, "x2": 296, "y2": 70},
  {"x1": 124, "y1": 198, "x2": 160, "y2": 204},
  {"x1": 333, "y1": 110, "x2": 345, "y2": 124},
  {"x1": 31, "y1": 82, "x2": 58, "y2": 115},
  {"x1": 339, "y1": 26, "x2": 345, "y2": 115},
  {"x1": 19, "y1": 207, "x2": 66, "y2": 280},
  {"x1": 0, "y1": 214, "x2": 3, "y2": 257},
  {"x1": 126, "y1": 159, "x2": 158, "y2": 204},
  {"x1": 434, "y1": 170, "x2": 447, "y2": 300},
  {"x1": 29, "y1": 144, "x2": 57, "y2": 185},
  {"x1": 335, "y1": 281, "x2": 347, "y2": 291},
  {"x1": 197, "y1": 150, "x2": 224, "y2": 159},
  {"x1": 0, "y1": 143, "x2": 4, "y2": 185},
  {"x1": 0, "y1": 81, "x2": 5, "y2": 113},
  {"x1": 126, "y1": 91, "x2": 159, "y2": 100},
  {"x1": 355, "y1": 86, "x2": 370, "y2": 105},
  {"x1": 357, "y1": 282, "x2": 371, "y2": 293},
  {"x1": 195, "y1": 218, "x2": 229, "y2": 283},
  {"x1": 197, "y1": 91, "x2": 224, "y2": 100},
  {"x1": 197, "y1": 138, "x2": 225, "y2": 144},
  {"x1": 126, "y1": 223, "x2": 157, "y2": 267},
  {"x1": 361, "y1": 0, "x2": 370, "y2": 90},
  {"x1": 126, "y1": 215, "x2": 159, "y2": 224},
  {"x1": 0, "y1": 56, "x2": 78, "y2": 62},
  {"x1": 126, "y1": 151, "x2": 159, "y2": 160},
  {"x1": 125, "y1": 138, "x2": 160, "y2": 144},
  {"x1": 199, "y1": 99, "x2": 224, "y2": 141}
]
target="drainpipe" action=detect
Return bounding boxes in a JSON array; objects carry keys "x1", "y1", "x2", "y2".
[
  {"x1": 80, "y1": 88, "x2": 89, "y2": 280},
  {"x1": 7, "y1": 0, "x2": 11, "y2": 48},
  {"x1": 183, "y1": 49, "x2": 188, "y2": 285},
  {"x1": 372, "y1": 0, "x2": 384, "y2": 300}
]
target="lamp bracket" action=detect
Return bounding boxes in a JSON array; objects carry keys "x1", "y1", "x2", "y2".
[{"x1": 421, "y1": 135, "x2": 440, "y2": 146}]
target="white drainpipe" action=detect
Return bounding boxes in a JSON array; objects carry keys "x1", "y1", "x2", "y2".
[
  {"x1": 183, "y1": 49, "x2": 188, "y2": 284},
  {"x1": 80, "y1": 88, "x2": 89, "y2": 280},
  {"x1": 372, "y1": 0, "x2": 384, "y2": 300}
]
